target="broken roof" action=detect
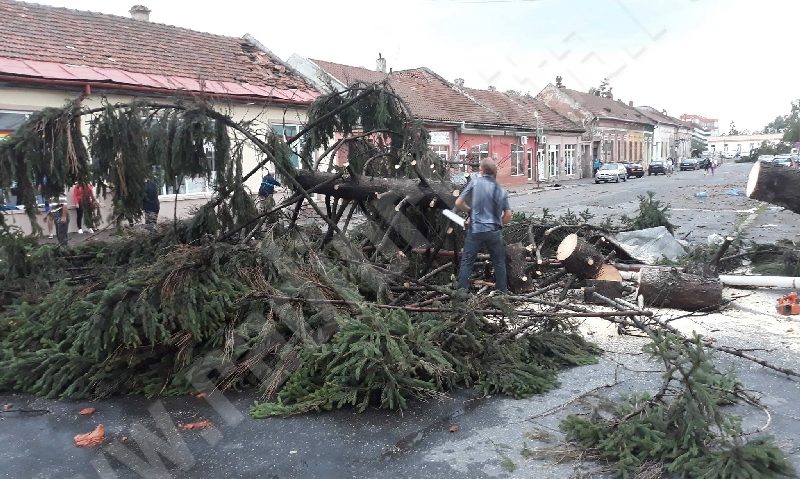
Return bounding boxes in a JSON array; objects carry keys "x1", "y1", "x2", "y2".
[
  {"x1": 309, "y1": 59, "x2": 519, "y2": 128},
  {"x1": 0, "y1": 0, "x2": 317, "y2": 103},
  {"x1": 559, "y1": 88, "x2": 653, "y2": 125},
  {"x1": 463, "y1": 88, "x2": 584, "y2": 133},
  {"x1": 635, "y1": 106, "x2": 693, "y2": 129}
]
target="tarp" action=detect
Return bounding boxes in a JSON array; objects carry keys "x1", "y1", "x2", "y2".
[{"x1": 611, "y1": 226, "x2": 687, "y2": 265}]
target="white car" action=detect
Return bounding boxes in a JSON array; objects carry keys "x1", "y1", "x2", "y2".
[{"x1": 595, "y1": 163, "x2": 627, "y2": 183}]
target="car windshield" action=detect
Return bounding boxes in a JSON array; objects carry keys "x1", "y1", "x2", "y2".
[
  {"x1": 600, "y1": 164, "x2": 617, "y2": 170},
  {"x1": 652, "y1": 161, "x2": 663, "y2": 165}
]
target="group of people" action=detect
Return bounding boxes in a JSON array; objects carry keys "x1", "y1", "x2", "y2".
[{"x1": 43, "y1": 178, "x2": 162, "y2": 245}]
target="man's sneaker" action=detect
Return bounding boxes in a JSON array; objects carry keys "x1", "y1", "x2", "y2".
[
  {"x1": 87, "y1": 228, "x2": 94, "y2": 234},
  {"x1": 78, "y1": 229, "x2": 83, "y2": 234}
]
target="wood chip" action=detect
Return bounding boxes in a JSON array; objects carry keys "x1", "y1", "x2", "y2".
[
  {"x1": 79, "y1": 407, "x2": 96, "y2": 416},
  {"x1": 74, "y1": 424, "x2": 105, "y2": 447},
  {"x1": 448, "y1": 424, "x2": 460, "y2": 433},
  {"x1": 179, "y1": 419, "x2": 212, "y2": 430}
]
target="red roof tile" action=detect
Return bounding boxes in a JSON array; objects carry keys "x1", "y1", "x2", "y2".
[
  {"x1": 560, "y1": 88, "x2": 653, "y2": 125},
  {"x1": 0, "y1": 0, "x2": 317, "y2": 102},
  {"x1": 635, "y1": 106, "x2": 692, "y2": 128},
  {"x1": 463, "y1": 88, "x2": 583, "y2": 133},
  {"x1": 310, "y1": 60, "x2": 514, "y2": 127}
]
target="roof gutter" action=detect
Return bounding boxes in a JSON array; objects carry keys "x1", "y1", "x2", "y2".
[{"x1": 0, "y1": 74, "x2": 312, "y2": 106}]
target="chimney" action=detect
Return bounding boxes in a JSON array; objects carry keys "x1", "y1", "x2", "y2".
[
  {"x1": 454, "y1": 78, "x2": 464, "y2": 88},
  {"x1": 628, "y1": 101, "x2": 633, "y2": 106},
  {"x1": 488, "y1": 85, "x2": 496, "y2": 91},
  {"x1": 129, "y1": 5, "x2": 151, "y2": 21},
  {"x1": 376, "y1": 53, "x2": 386, "y2": 73}
]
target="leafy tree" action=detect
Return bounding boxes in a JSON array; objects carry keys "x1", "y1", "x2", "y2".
[
  {"x1": 782, "y1": 99, "x2": 800, "y2": 144},
  {"x1": 589, "y1": 78, "x2": 613, "y2": 98}
]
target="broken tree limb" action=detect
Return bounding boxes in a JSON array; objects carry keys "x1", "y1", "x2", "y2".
[
  {"x1": 637, "y1": 266, "x2": 723, "y2": 311},
  {"x1": 295, "y1": 170, "x2": 455, "y2": 208},
  {"x1": 556, "y1": 234, "x2": 605, "y2": 279},
  {"x1": 746, "y1": 161, "x2": 800, "y2": 214},
  {"x1": 583, "y1": 280, "x2": 626, "y2": 305},
  {"x1": 708, "y1": 235, "x2": 735, "y2": 275}
]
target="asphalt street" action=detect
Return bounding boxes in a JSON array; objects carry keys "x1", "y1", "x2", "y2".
[{"x1": 2, "y1": 161, "x2": 799, "y2": 479}]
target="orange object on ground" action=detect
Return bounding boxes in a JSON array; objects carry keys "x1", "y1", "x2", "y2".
[
  {"x1": 776, "y1": 292, "x2": 800, "y2": 315},
  {"x1": 79, "y1": 408, "x2": 96, "y2": 415},
  {"x1": 179, "y1": 419, "x2": 212, "y2": 430},
  {"x1": 74, "y1": 424, "x2": 105, "y2": 447}
]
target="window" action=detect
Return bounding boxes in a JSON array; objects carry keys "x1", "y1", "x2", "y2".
[
  {"x1": 548, "y1": 144, "x2": 560, "y2": 177},
  {"x1": 564, "y1": 144, "x2": 576, "y2": 175},
  {"x1": 469, "y1": 143, "x2": 489, "y2": 172},
  {"x1": 163, "y1": 145, "x2": 215, "y2": 195},
  {"x1": 537, "y1": 147, "x2": 545, "y2": 180},
  {"x1": 510, "y1": 144, "x2": 524, "y2": 176},
  {"x1": 271, "y1": 124, "x2": 302, "y2": 168},
  {"x1": 431, "y1": 145, "x2": 449, "y2": 162},
  {"x1": 0, "y1": 110, "x2": 30, "y2": 138}
]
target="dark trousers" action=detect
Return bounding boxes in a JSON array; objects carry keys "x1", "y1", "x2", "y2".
[
  {"x1": 55, "y1": 221, "x2": 68, "y2": 245},
  {"x1": 458, "y1": 229, "x2": 508, "y2": 292},
  {"x1": 76, "y1": 207, "x2": 83, "y2": 229}
]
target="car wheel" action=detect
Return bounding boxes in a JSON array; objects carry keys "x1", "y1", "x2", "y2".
[
  {"x1": 615, "y1": 175, "x2": 620, "y2": 183},
  {"x1": 622, "y1": 175, "x2": 627, "y2": 182},
  {"x1": 595, "y1": 179, "x2": 600, "y2": 184},
  {"x1": 648, "y1": 172, "x2": 651, "y2": 176}
]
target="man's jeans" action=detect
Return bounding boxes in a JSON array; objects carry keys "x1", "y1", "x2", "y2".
[{"x1": 458, "y1": 229, "x2": 508, "y2": 292}]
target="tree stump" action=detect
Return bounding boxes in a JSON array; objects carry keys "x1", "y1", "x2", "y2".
[
  {"x1": 637, "y1": 266, "x2": 723, "y2": 311},
  {"x1": 505, "y1": 242, "x2": 531, "y2": 293},
  {"x1": 746, "y1": 161, "x2": 800, "y2": 214},
  {"x1": 556, "y1": 234, "x2": 604, "y2": 279}
]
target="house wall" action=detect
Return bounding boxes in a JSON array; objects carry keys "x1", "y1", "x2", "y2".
[
  {"x1": 707, "y1": 133, "x2": 782, "y2": 156},
  {"x1": 456, "y1": 130, "x2": 537, "y2": 187},
  {"x1": 0, "y1": 85, "x2": 308, "y2": 235}
]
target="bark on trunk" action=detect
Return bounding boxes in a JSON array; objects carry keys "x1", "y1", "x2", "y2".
[
  {"x1": 637, "y1": 266, "x2": 723, "y2": 311},
  {"x1": 295, "y1": 170, "x2": 456, "y2": 208},
  {"x1": 556, "y1": 234, "x2": 605, "y2": 279},
  {"x1": 746, "y1": 161, "x2": 800, "y2": 214},
  {"x1": 505, "y1": 242, "x2": 531, "y2": 293},
  {"x1": 583, "y1": 279, "x2": 625, "y2": 304}
]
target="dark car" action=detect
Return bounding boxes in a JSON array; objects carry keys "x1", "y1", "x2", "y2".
[
  {"x1": 624, "y1": 162, "x2": 644, "y2": 178},
  {"x1": 648, "y1": 160, "x2": 670, "y2": 175},
  {"x1": 679, "y1": 157, "x2": 699, "y2": 171},
  {"x1": 696, "y1": 157, "x2": 711, "y2": 169}
]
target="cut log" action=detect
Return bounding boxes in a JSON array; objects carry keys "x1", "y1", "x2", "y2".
[
  {"x1": 595, "y1": 264, "x2": 623, "y2": 282},
  {"x1": 295, "y1": 170, "x2": 455, "y2": 208},
  {"x1": 505, "y1": 242, "x2": 531, "y2": 293},
  {"x1": 556, "y1": 234, "x2": 604, "y2": 279},
  {"x1": 637, "y1": 266, "x2": 723, "y2": 311},
  {"x1": 583, "y1": 279, "x2": 625, "y2": 304},
  {"x1": 746, "y1": 161, "x2": 800, "y2": 214}
]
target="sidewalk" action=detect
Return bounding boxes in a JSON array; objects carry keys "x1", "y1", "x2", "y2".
[{"x1": 505, "y1": 176, "x2": 593, "y2": 197}]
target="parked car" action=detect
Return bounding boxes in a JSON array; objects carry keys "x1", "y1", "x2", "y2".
[
  {"x1": 722, "y1": 151, "x2": 735, "y2": 159},
  {"x1": 648, "y1": 160, "x2": 671, "y2": 175},
  {"x1": 679, "y1": 157, "x2": 699, "y2": 171},
  {"x1": 758, "y1": 155, "x2": 775, "y2": 163},
  {"x1": 772, "y1": 155, "x2": 793, "y2": 167},
  {"x1": 595, "y1": 163, "x2": 627, "y2": 183},
  {"x1": 624, "y1": 162, "x2": 644, "y2": 178},
  {"x1": 696, "y1": 157, "x2": 711, "y2": 169}
]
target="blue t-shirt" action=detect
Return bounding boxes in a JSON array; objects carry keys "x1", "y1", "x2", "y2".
[{"x1": 458, "y1": 175, "x2": 510, "y2": 233}]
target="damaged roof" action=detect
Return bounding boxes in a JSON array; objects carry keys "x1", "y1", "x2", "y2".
[
  {"x1": 0, "y1": 0, "x2": 317, "y2": 103},
  {"x1": 559, "y1": 88, "x2": 654, "y2": 125},
  {"x1": 635, "y1": 106, "x2": 693, "y2": 129},
  {"x1": 464, "y1": 88, "x2": 584, "y2": 133}
]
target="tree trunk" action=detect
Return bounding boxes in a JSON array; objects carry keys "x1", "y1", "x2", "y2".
[
  {"x1": 505, "y1": 242, "x2": 532, "y2": 293},
  {"x1": 637, "y1": 266, "x2": 723, "y2": 311},
  {"x1": 746, "y1": 161, "x2": 800, "y2": 214},
  {"x1": 556, "y1": 234, "x2": 604, "y2": 279},
  {"x1": 295, "y1": 170, "x2": 456, "y2": 208}
]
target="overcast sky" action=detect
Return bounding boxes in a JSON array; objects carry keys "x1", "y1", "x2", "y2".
[{"x1": 33, "y1": 0, "x2": 799, "y2": 132}]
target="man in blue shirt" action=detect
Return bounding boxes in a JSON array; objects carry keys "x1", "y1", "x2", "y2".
[{"x1": 454, "y1": 158, "x2": 513, "y2": 292}]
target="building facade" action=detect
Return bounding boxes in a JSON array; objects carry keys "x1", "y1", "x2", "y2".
[
  {"x1": 288, "y1": 55, "x2": 583, "y2": 187},
  {"x1": 680, "y1": 114, "x2": 719, "y2": 136},
  {"x1": 636, "y1": 106, "x2": 693, "y2": 163},
  {"x1": 707, "y1": 133, "x2": 784, "y2": 157},
  {"x1": 536, "y1": 85, "x2": 655, "y2": 169},
  {"x1": 0, "y1": 0, "x2": 317, "y2": 234}
]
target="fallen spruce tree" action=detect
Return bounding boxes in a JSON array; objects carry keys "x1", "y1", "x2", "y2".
[{"x1": 0, "y1": 82, "x2": 795, "y2": 477}]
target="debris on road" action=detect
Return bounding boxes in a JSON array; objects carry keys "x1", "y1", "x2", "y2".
[
  {"x1": 179, "y1": 420, "x2": 212, "y2": 431},
  {"x1": 73, "y1": 424, "x2": 105, "y2": 447},
  {"x1": 78, "y1": 407, "x2": 96, "y2": 416}
]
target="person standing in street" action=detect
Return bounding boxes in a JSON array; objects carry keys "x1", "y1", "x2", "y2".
[
  {"x1": 72, "y1": 182, "x2": 96, "y2": 234},
  {"x1": 592, "y1": 158, "x2": 601, "y2": 176},
  {"x1": 143, "y1": 179, "x2": 160, "y2": 232},
  {"x1": 455, "y1": 158, "x2": 513, "y2": 293}
]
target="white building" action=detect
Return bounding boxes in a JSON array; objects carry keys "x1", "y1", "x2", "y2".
[{"x1": 707, "y1": 133, "x2": 783, "y2": 157}]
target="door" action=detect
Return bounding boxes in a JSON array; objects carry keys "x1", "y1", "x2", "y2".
[{"x1": 527, "y1": 150, "x2": 533, "y2": 181}]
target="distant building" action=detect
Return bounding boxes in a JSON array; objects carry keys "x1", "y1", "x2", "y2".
[
  {"x1": 680, "y1": 114, "x2": 719, "y2": 136},
  {"x1": 635, "y1": 107, "x2": 693, "y2": 162},
  {"x1": 536, "y1": 85, "x2": 655, "y2": 168},
  {"x1": 707, "y1": 133, "x2": 783, "y2": 156}
]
